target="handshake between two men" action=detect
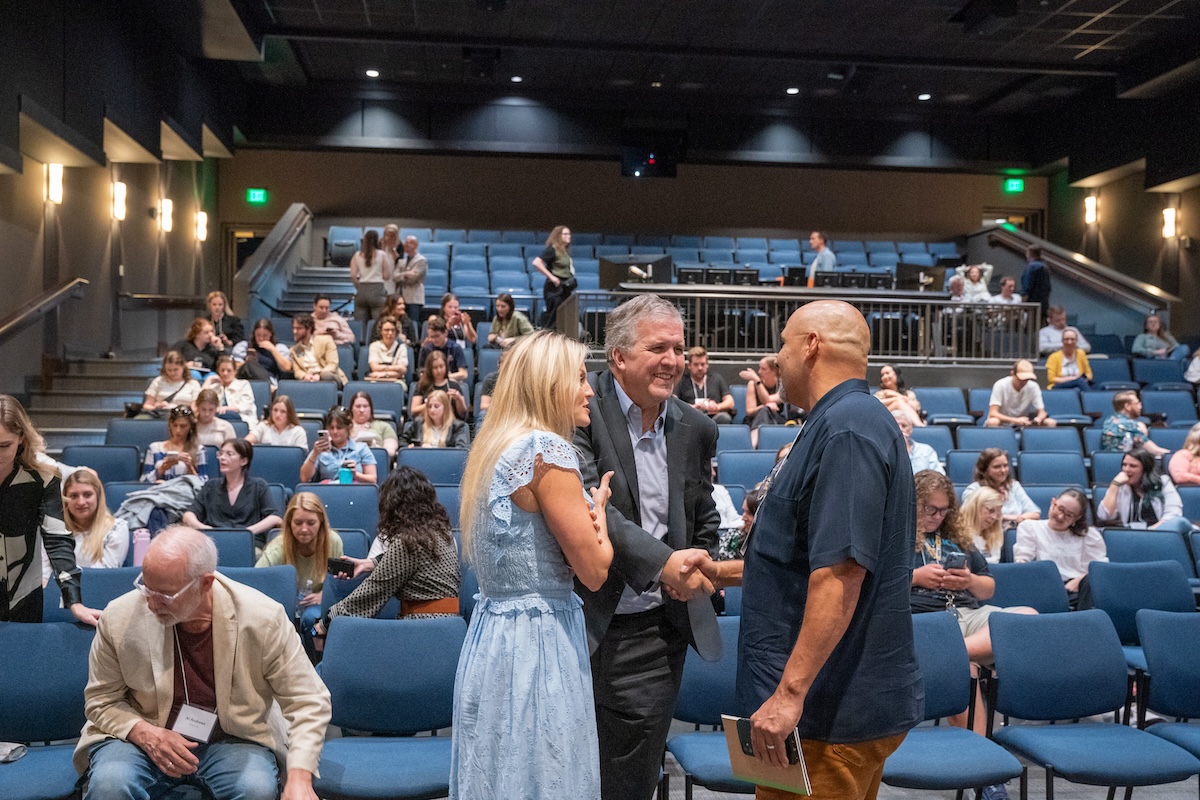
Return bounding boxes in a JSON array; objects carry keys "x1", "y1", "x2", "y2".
[{"x1": 661, "y1": 549, "x2": 742, "y2": 601}]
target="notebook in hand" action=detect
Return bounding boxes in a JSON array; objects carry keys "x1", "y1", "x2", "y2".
[{"x1": 721, "y1": 714, "x2": 812, "y2": 796}]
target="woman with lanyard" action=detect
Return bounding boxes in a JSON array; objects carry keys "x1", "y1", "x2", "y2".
[
  {"x1": 909, "y1": 470, "x2": 1035, "y2": 747},
  {"x1": 532, "y1": 225, "x2": 574, "y2": 328},
  {"x1": 365, "y1": 316, "x2": 408, "y2": 384},
  {"x1": 299, "y1": 406, "x2": 377, "y2": 485},
  {"x1": 0, "y1": 395, "x2": 100, "y2": 624}
]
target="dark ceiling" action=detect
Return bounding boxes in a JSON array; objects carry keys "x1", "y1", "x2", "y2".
[{"x1": 236, "y1": 0, "x2": 1200, "y2": 114}]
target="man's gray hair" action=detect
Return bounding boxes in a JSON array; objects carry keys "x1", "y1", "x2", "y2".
[
  {"x1": 605, "y1": 295, "x2": 682, "y2": 364},
  {"x1": 151, "y1": 526, "x2": 218, "y2": 581}
]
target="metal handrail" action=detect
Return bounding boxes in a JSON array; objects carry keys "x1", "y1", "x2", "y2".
[
  {"x1": 233, "y1": 203, "x2": 314, "y2": 320},
  {"x1": 0, "y1": 278, "x2": 88, "y2": 345},
  {"x1": 980, "y1": 225, "x2": 1176, "y2": 316}
]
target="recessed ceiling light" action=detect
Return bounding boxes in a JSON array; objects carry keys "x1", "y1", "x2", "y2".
[
  {"x1": 917, "y1": 93, "x2": 932, "y2": 101},
  {"x1": 510, "y1": 75, "x2": 523, "y2": 83},
  {"x1": 650, "y1": 81, "x2": 663, "y2": 88},
  {"x1": 786, "y1": 87, "x2": 800, "y2": 95},
  {"x1": 365, "y1": 69, "x2": 379, "y2": 78}
]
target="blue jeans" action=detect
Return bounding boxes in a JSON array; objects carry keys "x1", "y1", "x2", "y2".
[
  {"x1": 85, "y1": 736, "x2": 278, "y2": 800},
  {"x1": 299, "y1": 603, "x2": 322, "y2": 659},
  {"x1": 1050, "y1": 376, "x2": 1091, "y2": 390}
]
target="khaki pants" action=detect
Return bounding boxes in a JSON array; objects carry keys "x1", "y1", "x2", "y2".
[{"x1": 755, "y1": 732, "x2": 907, "y2": 800}]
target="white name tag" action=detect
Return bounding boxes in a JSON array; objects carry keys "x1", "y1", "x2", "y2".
[{"x1": 171, "y1": 704, "x2": 218, "y2": 742}]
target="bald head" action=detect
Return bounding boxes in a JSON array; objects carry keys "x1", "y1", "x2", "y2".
[
  {"x1": 777, "y1": 300, "x2": 870, "y2": 412},
  {"x1": 144, "y1": 526, "x2": 217, "y2": 582}
]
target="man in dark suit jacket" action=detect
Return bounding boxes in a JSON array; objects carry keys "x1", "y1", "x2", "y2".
[{"x1": 574, "y1": 294, "x2": 723, "y2": 800}]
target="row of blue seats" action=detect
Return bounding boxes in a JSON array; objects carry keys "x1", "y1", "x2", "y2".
[
  {"x1": 917, "y1": 385, "x2": 1200, "y2": 428},
  {"x1": 329, "y1": 225, "x2": 959, "y2": 253},
  {"x1": 900, "y1": 423, "x2": 1193, "y2": 461}
]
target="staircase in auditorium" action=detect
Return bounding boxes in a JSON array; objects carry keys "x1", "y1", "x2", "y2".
[
  {"x1": 277, "y1": 265, "x2": 355, "y2": 314},
  {"x1": 29, "y1": 358, "x2": 161, "y2": 454}
]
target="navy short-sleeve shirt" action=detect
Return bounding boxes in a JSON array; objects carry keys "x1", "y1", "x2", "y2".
[{"x1": 736, "y1": 378, "x2": 924, "y2": 743}]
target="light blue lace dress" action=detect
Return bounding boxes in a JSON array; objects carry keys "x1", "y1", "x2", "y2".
[{"x1": 450, "y1": 431, "x2": 600, "y2": 799}]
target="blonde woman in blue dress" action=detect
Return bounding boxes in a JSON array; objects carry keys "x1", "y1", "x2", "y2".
[{"x1": 452, "y1": 330, "x2": 613, "y2": 799}]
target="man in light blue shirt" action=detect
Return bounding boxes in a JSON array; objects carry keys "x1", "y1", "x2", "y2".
[
  {"x1": 893, "y1": 410, "x2": 945, "y2": 475},
  {"x1": 808, "y1": 230, "x2": 837, "y2": 281}
]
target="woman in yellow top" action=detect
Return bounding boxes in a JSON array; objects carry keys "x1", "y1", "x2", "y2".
[{"x1": 1044, "y1": 326, "x2": 1092, "y2": 390}]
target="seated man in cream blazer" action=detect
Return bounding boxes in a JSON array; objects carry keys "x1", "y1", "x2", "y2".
[
  {"x1": 75, "y1": 527, "x2": 331, "y2": 800},
  {"x1": 289, "y1": 313, "x2": 348, "y2": 387}
]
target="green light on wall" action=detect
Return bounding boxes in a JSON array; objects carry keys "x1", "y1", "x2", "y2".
[
  {"x1": 1003, "y1": 178, "x2": 1025, "y2": 194},
  {"x1": 246, "y1": 188, "x2": 268, "y2": 205}
]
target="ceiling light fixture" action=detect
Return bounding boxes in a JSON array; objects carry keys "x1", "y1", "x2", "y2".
[
  {"x1": 510, "y1": 76, "x2": 522, "y2": 83},
  {"x1": 650, "y1": 81, "x2": 663, "y2": 88},
  {"x1": 786, "y1": 87, "x2": 800, "y2": 95},
  {"x1": 365, "y1": 69, "x2": 379, "y2": 78},
  {"x1": 917, "y1": 93, "x2": 932, "y2": 101}
]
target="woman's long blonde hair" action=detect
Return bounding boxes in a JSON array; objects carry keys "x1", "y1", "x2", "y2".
[
  {"x1": 62, "y1": 468, "x2": 117, "y2": 563},
  {"x1": 281, "y1": 492, "x2": 334, "y2": 585},
  {"x1": 959, "y1": 485, "x2": 1004, "y2": 558},
  {"x1": 459, "y1": 330, "x2": 587, "y2": 555},
  {"x1": 0, "y1": 394, "x2": 54, "y2": 481},
  {"x1": 421, "y1": 389, "x2": 453, "y2": 446}
]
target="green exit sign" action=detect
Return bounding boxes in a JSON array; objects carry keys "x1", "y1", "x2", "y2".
[
  {"x1": 1003, "y1": 178, "x2": 1025, "y2": 194},
  {"x1": 246, "y1": 187, "x2": 268, "y2": 205}
]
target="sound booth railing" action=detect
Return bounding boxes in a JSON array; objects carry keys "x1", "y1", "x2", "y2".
[{"x1": 564, "y1": 285, "x2": 1041, "y2": 364}]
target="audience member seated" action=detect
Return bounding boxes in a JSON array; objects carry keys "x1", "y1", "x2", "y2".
[
  {"x1": 985, "y1": 359, "x2": 1056, "y2": 427},
  {"x1": 246, "y1": 395, "x2": 309, "y2": 448},
  {"x1": 739, "y1": 355, "x2": 798, "y2": 446},
  {"x1": 140, "y1": 406, "x2": 211, "y2": 483},
  {"x1": 874, "y1": 364, "x2": 923, "y2": 426},
  {"x1": 1132, "y1": 313, "x2": 1189, "y2": 360},
  {"x1": 299, "y1": 405, "x2": 377, "y2": 485},
  {"x1": 256, "y1": 491, "x2": 345, "y2": 656},
  {"x1": 371, "y1": 294, "x2": 419, "y2": 346},
  {"x1": 365, "y1": 315, "x2": 408, "y2": 384},
  {"x1": 674, "y1": 346, "x2": 735, "y2": 424},
  {"x1": 989, "y1": 276, "x2": 1021, "y2": 305},
  {"x1": 1038, "y1": 305, "x2": 1092, "y2": 355},
  {"x1": 193, "y1": 389, "x2": 237, "y2": 447},
  {"x1": 411, "y1": 349, "x2": 468, "y2": 420},
  {"x1": 77, "y1": 527, "x2": 330, "y2": 800},
  {"x1": 234, "y1": 318, "x2": 292, "y2": 384},
  {"x1": 439, "y1": 292, "x2": 478, "y2": 347},
  {"x1": 417, "y1": 316, "x2": 468, "y2": 382},
  {"x1": 1014, "y1": 488, "x2": 1105, "y2": 609},
  {"x1": 478, "y1": 350, "x2": 508, "y2": 415},
  {"x1": 954, "y1": 263, "x2": 994, "y2": 302},
  {"x1": 182, "y1": 438, "x2": 283, "y2": 553},
  {"x1": 960, "y1": 486, "x2": 1004, "y2": 563},
  {"x1": 487, "y1": 292, "x2": 534, "y2": 349},
  {"x1": 348, "y1": 390, "x2": 400, "y2": 459},
  {"x1": 711, "y1": 464, "x2": 745, "y2": 559},
  {"x1": 1100, "y1": 390, "x2": 1169, "y2": 456},
  {"x1": 946, "y1": 275, "x2": 970, "y2": 304},
  {"x1": 139, "y1": 351, "x2": 200, "y2": 418},
  {"x1": 893, "y1": 411, "x2": 943, "y2": 475},
  {"x1": 1186, "y1": 350, "x2": 1200, "y2": 386},
  {"x1": 205, "y1": 289, "x2": 244, "y2": 349},
  {"x1": 721, "y1": 481, "x2": 767, "y2": 561},
  {"x1": 1044, "y1": 326, "x2": 1092, "y2": 390},
  {"x1": 173, "y1": 317, "x2": 222, "y2": 373},
  {"x1": 202, "y1": 355, "x2": 258, "y2": 424},
  {"x1": 1097, "y1": 448, "x2": 1191, "y2": 533},
  {"x1": 910, "y1": 470, "x2": 1036, "y2": 740},
  {"x1": 317, "y1": 467, "x2": 460, "y2": 642},
  {"x1": 42, "y1": 468, "x2": 129, "y2": 581},
  {"x1": 403, "y1": 389, "x2": 470, "y2": 449},
  {"x1": 310, "y1": 294, "x2": 355, "y2": 345},
  {"x1": 962, "y1": 448, "x2": 1040, "y2": 527},
  {"x1": 289, "y1": 314, "x2": 347, "y2": 386},
  {"x1": 1168, "y1": 422, "x2": 1200, "y2": 486}
]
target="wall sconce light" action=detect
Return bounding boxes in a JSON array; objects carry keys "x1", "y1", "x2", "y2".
[
  {"x1": 159, "y1": 198, "x2": 173, "y2": 232},
  {"x1": 1084, "y1": 194, "x2": 1098, "y2": 226},
  {"x1": 1163, "y1": 207, "x2": 1177, "y2": 239},
  {"x1": 45, "y1": 163, "x2": 63, "y2": 204},
  {"x1": 112, "y1": 181, "x2": 127, "y2": 221},
  {"x1": 195, "y1": 211, "x2": 208, "y2": 242}
]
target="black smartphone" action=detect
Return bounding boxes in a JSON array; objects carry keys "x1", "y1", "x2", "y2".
[
  {"x1": 943, "y1": 552, "x2": 968, "y2": 570},
  {"x1": 736, "y1": 717, "x2": 800, "y2": 765},
  {"x1": 327, "y1": 557, "x2": 355, "y2": 577}
]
